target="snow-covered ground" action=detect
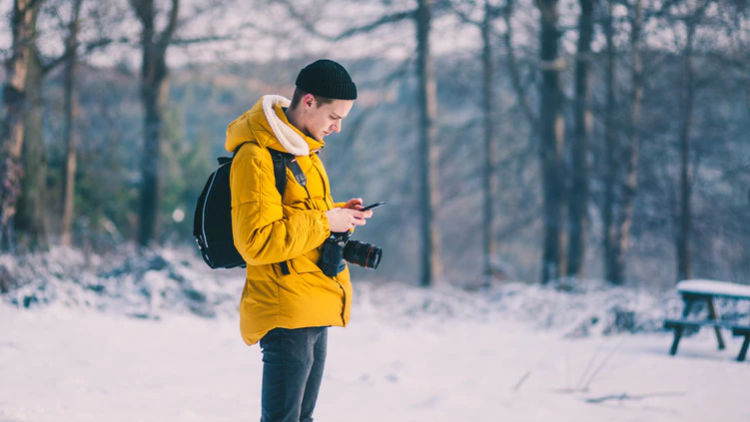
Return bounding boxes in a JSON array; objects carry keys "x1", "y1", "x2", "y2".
[{"x1": 2, "y1": 247, "x2": 749, "y2": 421}]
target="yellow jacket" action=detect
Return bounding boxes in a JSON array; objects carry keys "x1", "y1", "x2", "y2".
[{"x1": 226, "y1": 95, "x2": 351, "y2": 346}]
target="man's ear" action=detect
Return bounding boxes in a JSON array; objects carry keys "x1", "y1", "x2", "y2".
[{"x1": 301, "y1": 93, "x2": 316, "y2": 109}]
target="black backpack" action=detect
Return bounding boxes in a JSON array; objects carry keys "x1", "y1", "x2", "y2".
[{"x1": 193, "y1": 144, "x2": 304, "y2": 269}]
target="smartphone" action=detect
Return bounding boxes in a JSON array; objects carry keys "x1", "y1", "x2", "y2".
[{"x1": 360, "y1": 201, "x2": 385, "y2": 211}]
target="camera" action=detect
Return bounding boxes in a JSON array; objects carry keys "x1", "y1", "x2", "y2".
[{"x1": 318, "y1": 231, "x2": 382, "y2": 277}]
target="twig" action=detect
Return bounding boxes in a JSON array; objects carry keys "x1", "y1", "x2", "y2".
[
  {"x1": 581, "y1": 338, "x2": 625, "y2": 390},
  {"x1": 575, "y1": 345, "x2": 602, "y2": 391},
  {"x1": 512, "y1": 370, "x2": 532, "y2": 392},
  {"x1": 585, "y1": 391, "x2": 686, "y2": 404}
]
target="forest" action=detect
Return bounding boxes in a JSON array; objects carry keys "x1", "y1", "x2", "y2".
[{"x1": 1, "y1": 0, "x2": 749, "y2": 290}]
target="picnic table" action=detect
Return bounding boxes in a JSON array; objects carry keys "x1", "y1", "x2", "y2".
[{"x1": 664, "y1": 279, "x2": 750, "y2": 361}]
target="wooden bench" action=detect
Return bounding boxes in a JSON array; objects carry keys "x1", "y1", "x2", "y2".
[{"x1": 664, "y1": 279, "x2": 750, "y2": 362}]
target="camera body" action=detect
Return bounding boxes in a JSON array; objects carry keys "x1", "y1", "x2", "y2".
[{"x1": 317, "y1": 231, "x2": 382, "y2": 277}]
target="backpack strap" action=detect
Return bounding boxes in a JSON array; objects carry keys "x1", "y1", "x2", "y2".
[
  {"x1": 268, "y1": 149, "x2": 293, "y2": 198},
  {"x1": 267, "y1": 149, "x2": 305, "y2": 276}
]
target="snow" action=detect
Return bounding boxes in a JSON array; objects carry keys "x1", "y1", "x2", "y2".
[
  {"x1": 2, "y1": 247, "x2": 750, "y2": 421},
  {"x1": 2, "y1": 304, "x2": 750, "y2": 421},
  {"x1": 677, "y1": 279, "x2": 750, "y2": 299}
]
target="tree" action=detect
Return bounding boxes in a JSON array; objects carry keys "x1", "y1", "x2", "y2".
[
  {"x1": 536, "y1": 0, "x2": 567, "y2": 283},
  {"x1": 129, "y1": 0, "x2": 180, "y2": 247},
  {"x1": 604, "y1": 0, "x2": 644, "y2": 285},
  {"x1": 452, "y1": 0, "x2": 504, "y2": 284},
  {"x1": 9, "y1": 0, "x2": 112, "y2": 250},
  {"x1": 480, "y1": 0, "x2": 501, "y2": 283},
  {"x1": 674, "y1": 0, "x2": 710, "y2": 281},
  {"x1": 602, "y1": 0, "x2": 618, "y2": 283},
  {"x1": 15, "y1": 0, "x2": 50, "y2": 250},
  {"x1": 415, "y1": 0, "x2": 444, "y2": 287},
  {"x1": 0, "y1": 0, "x2": 42, "y2": 251},
  {"x1": 566, "y1": 0, "x2": 594, "y2": 278},
  {"x1": 60, "y1": 0, "x2": 84, "y2": 247}
]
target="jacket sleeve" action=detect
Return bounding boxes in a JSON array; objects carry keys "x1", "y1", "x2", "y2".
[{"x1": 230, "y1": 146, "x2": 331, "y2": 266}]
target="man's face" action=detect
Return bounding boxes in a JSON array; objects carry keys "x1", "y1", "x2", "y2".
[{"x1": 297, "y1": 94, "x2": 354, "y2": 140}]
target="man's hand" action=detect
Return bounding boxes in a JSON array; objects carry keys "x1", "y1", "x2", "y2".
[
  {"x1": 342, "y1": 197, "x2": 374, "y2": 218},
  {"x1": 342, "y1": 197, "x2": 364, "y2": 210},
  {"x1": 341, "y1": 197, "x2": 375, "y2": 215},
  {"x1": 326, "y1": 199, "x2": 373, "y2": 233}
]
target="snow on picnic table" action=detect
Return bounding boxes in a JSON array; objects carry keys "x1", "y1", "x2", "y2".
[{"x1": 677, "y1": 279, "x2": 750, "y2": 299}]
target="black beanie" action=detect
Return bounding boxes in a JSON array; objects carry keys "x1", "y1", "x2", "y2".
[{"x1": 295, "y1": 59, "x2": 357, "y2": 100}]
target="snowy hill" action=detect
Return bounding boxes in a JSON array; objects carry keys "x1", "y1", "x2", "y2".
[{"x1": 2, "y1": 246, "x2": 687, "y2": 336}]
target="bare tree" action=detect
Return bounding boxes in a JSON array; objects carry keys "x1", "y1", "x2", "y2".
[
  {"x1": 536, "y1": 0, "x2": 567, "y2": 283},
  {"x1": 14, "y1": 15, "x2": 48, "y2": 250},
  {"x1": 60, "y1": 0, "x2": 84, "y2": 247},
  {"x1": 10, "y1": 0, "x2": 112, "y2": 250},
  {"x1": 0, "y1": 0, "x2": 42, "y2": 251},
  {"x1": 415, "y1": 0, "x2": 443, "y2": 286},
  {"x1": 448, "y1": 0, "x2": 504, "y2": 283},
  {"x1": 605, "y1": 0, "x2": 644, "y2": 285},
  {"x1": 129, "y1": 0, "x2": 180, "y2": 247},
  {"x1": 675, "y1": 0, "x2": 710, "y2": 281},
  {"x1": 566, "y1": 0, "x2": 594, "y2": 278},
  {"x1": 602, "y1": 0, "x2": 618, "y2": 283},
  {"x1": 480, "y1": 0, "x2": 501, "y2": 284}
]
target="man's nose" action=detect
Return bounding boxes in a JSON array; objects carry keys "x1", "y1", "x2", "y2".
[{"x1": 332, "y1": 121, "x2": 341, "y2": 133}]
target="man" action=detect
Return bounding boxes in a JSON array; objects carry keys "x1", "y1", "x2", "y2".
[{"x1": 225, "y1": 59, "x2": 372, "y2": 422}]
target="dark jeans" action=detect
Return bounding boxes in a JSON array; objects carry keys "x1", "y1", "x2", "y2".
[{"x1": 259, "y1": 326, "x2": 328, "y2": 422}]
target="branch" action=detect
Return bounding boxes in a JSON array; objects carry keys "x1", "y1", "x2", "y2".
[
  {"x1": 334, "y1": 9, "x2": 416, "y2": 40},
  {"x1": 275, "y1": 0, "x2": 335, "y2": 40},
  {"x1": 170, "y1": 34, "x2": 236, "y2": 46},
  {"x1": 503, "y1": 0, "x2": 538, "y2": 130},
  {"x1": 157, "y1": 0, "x2": 180, "y2": 51},
  {"x1": 446, "y1": 1, "x2": 482, "y2": 27},
  {"x1": 278, "y1": 0, "x2": 415, "y2": 41},
  {"x1": 41, "y1": 38, "x2": 122, "y2": 75},
  {"x1": 176, "y1": 0, "x2": 230, "y2": 28}
]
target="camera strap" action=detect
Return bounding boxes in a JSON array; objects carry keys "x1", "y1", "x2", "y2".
[{"x1": 287, "y1": 159, "x2": 307, "y2": 189}]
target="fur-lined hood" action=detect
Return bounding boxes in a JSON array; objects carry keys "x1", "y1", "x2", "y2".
[{"x1": 224, "y1": 95, "x2": 324, "y2": 156}]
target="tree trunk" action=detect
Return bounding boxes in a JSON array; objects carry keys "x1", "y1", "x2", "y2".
[
  {"x1": 15, "y1": 38, "x2": 47, "y2": 250},
  {"x1": 416, "y1": 0, "x2": 443, "y2": 286},
  {"x1": 131, "y1": 0, "x2": 179, "y2": 247},
  {"x1": 602, "y1": 0, "x2": 619, "y2": 284},
  {"x1": 567, "y1": 0, "x2": 594, "y2": 278},
  {"x1": 611, "y1": 0, "x2": 644, "y2": 285},
  {"x1": 481, "y1": 0, "x2": 498, "y2": 284},
  {"x1": 677, "y1": 13, "x2": 701, "y2": 282},
  {"x1": 537, "y1": 0, "x2": 566, "y2": 284},
  {"x1": 61, "y1": 0, "x2": 83, "y2": 247},
  {"x1": 0, "y1": 0, "x2": 41, "y2": 251}
]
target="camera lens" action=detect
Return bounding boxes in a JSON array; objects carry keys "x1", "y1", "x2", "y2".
[{"x1": 343, "y1": 240, "x2": 382, "y2": 269}]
